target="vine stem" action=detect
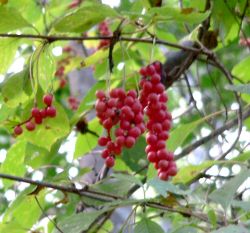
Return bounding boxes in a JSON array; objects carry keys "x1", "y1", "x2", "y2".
[{"x1": 0, "y1": 33, "x2": 203, "y2": 53}]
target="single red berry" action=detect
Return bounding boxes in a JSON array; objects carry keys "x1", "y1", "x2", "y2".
[
  {"x1": 158, "y1": 160, "x2": 169, "y2": 169},
  {"x1": 158, "y1": 171, "x2": 169, "y2": 181},
  {"x1": 103, "y1": 118, "x2": 113, "y2": 129},
  {"x1": 26, "y1": 121, "x2": 35, "y2": 131},
  {"x1": 95, "y1": 90, "x2": 106, "y2": 100},
  {"x1": 101, "y1": 149, "x2": 110, "y2": 159},
  {"x1": 95, "y1": 100, "x2": 106, "y2": 113},
  {"x1": 109, "y1": 89, "x2": 118, "y2": 98},
  {"x1": 168, "y1": 165, "x2": 177, "y2": 176},
  {"x1": 34, "y1": 116, "x2": 43, "y2": 124},
  {"x1": 157, "y1": 140, "x2": 166, "y2": 149},
  {"x1": 14, "y1": 125, "x2": 23, "y2": 135},
  {"x1": 125, "y1": 136, "x2": 136, "y2": 148},
  {"x1": 127, "y1": 90, "x2": 137, "y2": 99},
  {"x1": 40, "y1": 109, "x2": 47, "y2": 118},
  {"x1": 128, "y1": 127, "x2": 141, "y2": 138},
  {"x1": 116, "y1": 136, "x2": 125, "y2": 146},
  {"x1": 98, "y1": 137, "x2": 109, "y2": 146},
  {"x1": 105, "y1": 156, "x2": 115, "y2": 167},
  {"x1": 147, "y1": 151, "x2": 157, "y2": 163},
  {"x1": 43, "y1": 94, "x2": 53, "y2": 106},
  {"x1": 146, "y1": 133, "x2": 157, "y2": 145},
  {"x1": 31, "y1": 107, "x2": 41, "y2": 118},
  {"x1": 46, "y1": 106, "x2": 57, "y2": 118}
]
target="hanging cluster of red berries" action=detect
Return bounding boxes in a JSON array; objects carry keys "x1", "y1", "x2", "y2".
[
  {"x1": 139, "y1": 62, "x2": 177, "y2": 180},
  {"x1": 68, "y1": 96, "x2": 80, "y2": 111},
  {"x1": 55, "y1": 45, "x2": 76, "y2": 89},
  {"x1": 97, "y1": 21, "x2": 112, "y2": 49},
  {"x1": 95, "y1": 61, "x2": 177, "y2": 180},
  {"x1": 13, "y1": 94, "x2": 57, "y2": 136},
  {"x1": 95, "y1": 89, "x2": 145, "y2": 167}
]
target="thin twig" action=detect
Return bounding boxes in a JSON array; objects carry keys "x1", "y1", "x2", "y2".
[{"x1": 35, "y1": 196, "x2": 64, "y2": 233}]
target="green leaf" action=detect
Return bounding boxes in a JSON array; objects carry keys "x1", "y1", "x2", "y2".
[
  {"x1": 122, "y1": 136, "x2": 147, "y2": 172},
  {"x1": 0, "y1": 6, "x2": 31, "y2": 32},
  {"x1": 71, "y1": 80, "x2": 105, "y2": 125},
  {"x1": 91, "y1": 176, "x2": 135, "y2": 197},
  {"x1": 134, "y1": 218, "x2": 164, "y2": 233},
  {"x1": 2, "y1": 70, "x2": 30, "y2": 107},
  {"x1": 207, "y1": 209, "x2": 217, "y2": 228},
  {"x1": 171, "y1": 226, "x2": 198, "y2": 233},
  {"x1": 147, "y1": 178, "x2": 191, "y2": 197},
  {"x1": 232, "y1": 56, "x2": 250, "y2": 82},
  {"x1": 0, "y1": 186, "x2": 45, "y2": 232},
  {"x1": 0, "y1": 38, "x2": 20, "y2": 74},
  {"x1": 74, "y1": 117, "x2": 103, "y2": 158},
  {"x1": 209, "y1": 169, "x2": 250, "y2": 210},
  {"x1": 173, "y1": 160, "x2": 216, "y2": 184},
  {"x1": 54, "y1": 209, "x2": 107, "y2": 233},
  {"x1": 149, "y1": 6, "x2": 210, "y2": 24},
  {"x1": 211, "y1": 225, "x2": 250, "y2": 233},
  {"x1": 33, "y1": 44, "x2": 56, "y2": 93},
  {"x1": 167, "y1": 116, "x2": 209, "y2": 152},
  {"x1": 231, "y1": 200, "x2": 250, "y2": 212},
  {"x1": 19, "y1": 102, "x2": 70, "y2": 150},
  {"x1": 0, "y1": 140, "x2": 26, "y2": 189},
  {"x1": 225, "y1": 84, "x2": 250, "y2": 94},
  {"x1": 112, "y1": 173, "x2": 143, "y2": 188},
  {"x1": 53, "y1": 1, "x2": 118, "y2": 33}
]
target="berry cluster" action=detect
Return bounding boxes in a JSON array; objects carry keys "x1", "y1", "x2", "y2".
[
  {"x1": 139, "y1": 62, "x2": 177, "y2": 180},
  {"x1": 13, "y1": 94, "x2": 57, "y2": 136},
  {"x1": 97, "y1": 21, "x2": 112, "y2": 49},
  {"x1": 68, "y1": 96, "x2": 80, "y2": 111},
  {"x1": 95, "y1": 89, "x2": 145, "y2": 167},
  {"x1": 55, "y1": 45, "x2": 76, "y2": 89}
]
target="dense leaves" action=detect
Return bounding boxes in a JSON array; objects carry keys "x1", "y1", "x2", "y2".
[{"x1": 0, "y1": 0, "x2": 249, "y2": 232}]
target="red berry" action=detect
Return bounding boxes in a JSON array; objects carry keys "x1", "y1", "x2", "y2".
[
  {"x1": 116, "y1": 136, "x2": 125, "y2": 146},
  {"x1": 158, "y1": 160, "x2": 169, "y2": 169},
  {"x1": 46, "y1": 106, "x2": 57, "y2": 118},
  {"x1": 103, "y1": 118, "x2": 113, "y2": 129},
  {"x1": 105, "y1": 156, "x2": 115, "y2": 167},
  {"x1": 110, "y1": 89, "x2": 118, "y2": 98},
  {"x1": 14, "y1": 125, "x2": 23, "y2": 135},
  {"x1": 98, "y1": 137, "x2": 109, "y2": 146},
  {"x1": 146, "y1": 133, "x2": 157, "y2": 145},
  {"x1": 127, "y1": 90, "x2": 137, "y2": 99},
  {"x1": 147, "y1": 151, "x2": 157, "y2": 163},
  {"x1": 26, "y1": 121, "x2": 35, "y2": 131},
  {"x1": 34, "y1": 116, "x2": 43, "y2": 124},
  {"x1": 157, "y1": 140, "x2": 166, "y2": 149},
  {"x1": 31, "y1": 107, "x2": 41, "y2": 118},
  {"x1": 158, "y1": 172, "x2": 169, "y2": 181},
  {"x1": 157, "y1": 149, "x2": 168, "y2": 160},
  {"x1": 115, "y1": 128, "x2": 124, "y2": 137},
  {"x1": 96, "y1": 90, "x2": 106, "y2": 99},
  {"x1": 43, "y1": 94, "x2": 53, "y2": 106},
  {"x1": 101, "y1": 149, "x2": 110, "y2": 159},
  {"x1": 117, "y1": 88, "x2": 126, "y2": 99},
  {"x1": 40, "y1": 109, "x2": 47, "y2": 118},
  {"x1": 151, "y1": 74, "x2": 161, "y2": 84},
  {"x1": 95, "y1": 100, "x2": 106, "y2": 112},
  {"x1": 125, "y1": 136, "x2": 135, "y2": 148},
  {"x1": 128, "y1": 127, "x2": 141, "y2": 138}
]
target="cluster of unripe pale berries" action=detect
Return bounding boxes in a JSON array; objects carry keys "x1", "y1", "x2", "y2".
[
  {"x1": 97, "y1": 21, "x2": 112, "y2": 49},
  {"x1": 13, "y1": 94, "x2": 57, "y2": 136},
  {"x1": 95, "y1": 89, "x2": 145, "y2": 168},
  {"x1": 95, "y1": 62, "x2": 177, "y2": 180},
  {"x1": 139, "y1": 62, "x2": 177, "y2": 181}
]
